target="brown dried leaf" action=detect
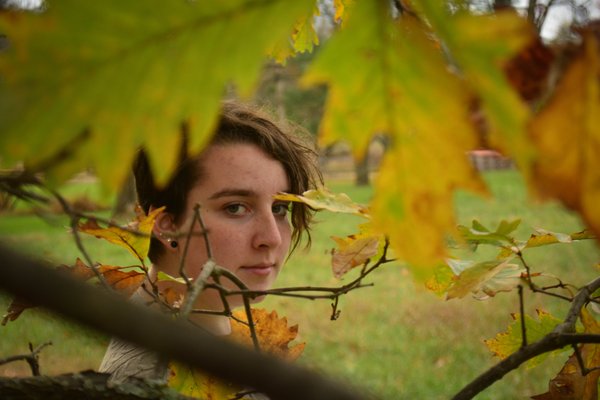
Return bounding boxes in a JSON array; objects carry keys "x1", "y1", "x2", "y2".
[
  {"x1": 97, "y1": 265, "x2": 145, "y2": 297},
  {"x1": 504, "y1": 35, "x2": 555, "y2": 102},
  {"x1": 1, "y1": 297, "x2": 33, "y2": 326},
  {"x1": 532, "y1": 309, "x2": 600, "y2": 400},
  {"x1": 331, "y1": 233, "x2": 380, "y2": 278}
]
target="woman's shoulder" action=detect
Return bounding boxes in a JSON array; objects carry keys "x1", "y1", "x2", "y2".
[{"x1": 99, "y1": 337, "x2": 168, "y2": 384}]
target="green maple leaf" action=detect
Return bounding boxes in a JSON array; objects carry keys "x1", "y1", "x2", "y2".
[{"x1": 0, "y1": 0, "x2": 315, "y2": 189}]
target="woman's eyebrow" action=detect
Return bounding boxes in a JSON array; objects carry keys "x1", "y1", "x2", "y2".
[{"x1": 208, "y1": 189, "x2": 254, "y2": 200}]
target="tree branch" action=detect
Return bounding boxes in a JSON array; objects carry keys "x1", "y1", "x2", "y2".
[
  {"x1": 0, "y1": 341, "x2": 52, "y2": 376},
  {"x1": 453, "y1": 276, "x2": 600, "y2": 399},
  {"x1": 0, "y1": 242, "x2": 366, "y2": 400},
  {"x1": 0, "y1": 370, "x2": 194, "y2": 400}
]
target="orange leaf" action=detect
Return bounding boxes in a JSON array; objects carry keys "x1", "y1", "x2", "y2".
[
  {"x1": 230, "y1": 308, "x2": 305, "y2": 361},
  {"x1": 59, "y1": 257, "x2": 98, "y2": 281},
  {"x1": 98, "y1": 265, "x2": 145, "y2": 297},
  {"x1": 528, "y1": 29, "x2": 600, "y2": 240},
  {"x1": 159, "y1": 287, "x2": 184, "y2": 309}
]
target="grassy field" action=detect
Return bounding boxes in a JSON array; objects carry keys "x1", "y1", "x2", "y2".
[{"x1": 0, "y1": 170, "x2": 598, "y2": 399}]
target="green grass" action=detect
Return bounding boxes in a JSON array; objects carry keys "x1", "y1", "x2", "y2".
[{"x1": 0, "y1": 170, "x2": 598, "y2": 399}]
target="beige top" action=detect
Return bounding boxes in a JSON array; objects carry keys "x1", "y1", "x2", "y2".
[
  {"x1": 99, "y1": 337, "x2": 168, "y2": 384},
  {"x1": 98, "y1": 293, "x2": 268, "y2": 399}
]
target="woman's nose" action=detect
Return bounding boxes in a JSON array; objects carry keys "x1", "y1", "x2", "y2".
[{"x1": 252, "y1": 212, "x2": 283, "y2": 249}]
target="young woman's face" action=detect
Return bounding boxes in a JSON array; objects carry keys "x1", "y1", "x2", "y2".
[{"x1": 176, "y1": 143, "x2": 292, "y2": 308}]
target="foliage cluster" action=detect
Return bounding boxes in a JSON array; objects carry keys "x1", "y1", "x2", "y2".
[{"x1": 0, "y1": 0, "x2": 599, "y2": 399}]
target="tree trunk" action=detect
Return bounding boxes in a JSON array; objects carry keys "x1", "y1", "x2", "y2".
[{"x1": 354, "y1": 149, "x2": 370, "y2": 186}]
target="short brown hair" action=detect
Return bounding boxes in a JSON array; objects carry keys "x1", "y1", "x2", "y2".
[{"x1": 134, "y1": 101, "x2": 322, "y2": 262}]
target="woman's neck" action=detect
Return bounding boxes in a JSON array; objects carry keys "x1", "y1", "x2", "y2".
[{"x1": 188, "y1": 312, "x2": 231, "y2": 336}]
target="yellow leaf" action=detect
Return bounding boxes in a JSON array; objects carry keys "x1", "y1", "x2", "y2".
[
  {"x1": 168, "y1": 309, "x2": 303, "y2": 399},
  {"x1": 268, "y1": 5, "x2": 319, "y2": 64},
  {"x1": 302, "y1": 0, "x2": 486, "y2": 275},
  {"x1": 230, "y1": 308, "x2": 305, "y2": 362},
  {"x1": 528, "y1": 30, "x2": 600, "y2": 240},
  {"x1": 0, "y1": 1, "x2": 316, "y2": 190},
  {"x1": 331, "y1": 233, "x2": 380, "y2": 278},
  {"x1": 424, "y1": 264, "x2": 455, "y2": 297},
  {"x1": 78, "y1": 206, "x2": 164, "y2": 263},
  {"x1": 445, "y1": 259, "x2": 524, "y2": 300},
  {"x1": 415, "y1": 3, "x2": 534, "y2": 169},
  {"x1": 333, "y1": 0, "x2": 350, "y2": 23},
  {"x1": 168, "y1": 362, "x2": 243, "y2": 400},
  {"x1": 275, "y1": 188, "x2": 370, "y2": 217},
  {"x1": 485, "y1": 309, "x2": 564, "y2": 367}
]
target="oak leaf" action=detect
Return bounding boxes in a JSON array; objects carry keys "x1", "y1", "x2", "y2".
[
  {"x1": 485, "y1": 309, "x2": 564, "y2": 367},
  {"x1": 415, "y1": 5, "x2": 534, "y2": 167},
  {"x1": 331, "y1": 233, "x2": 380, "y2": 279},
  {"x1": 504, "y1": 36, "x2": 555, "y2": 102},
  {"x1": 0, "y1": 0, "x2": 316, "y2": 188},
  {"x1": 229, "y1": 308, "x2": 305, "y2": 362},
  {"x1": 275, "y1": 188, "x2": 370, "y2": 217},
  {"x1": 168, "y1": 308, "x2": 304, "y2": 399},
  {"x1": 496, "y1": 229, "x2": 595, "y2": 259},
  {"x1": 302, "y1": 0, "x2": 487, "y2": 274},
  {"x1": 1, "y1": 259, "x2": 144, "y2": 324},
  {"x1": 528, "y1": 29, "x2": 600, "y2": 241},
  {"x1": 424, "y1": 264, "x2": 455, "y2": 297},
  {"x1": 532, "y1": 309, "x2": 600, "y2": 400},
  {"x1": 97, "y1": 265, "x2": 145, "y2": 297},
  {"x1": 168, "y1": 363, "x2": 243, "y2": 400},
  {"x1": 77, "y1": 206, "x2": 164, "y2": 263},
  {"x1": 457, "y1": 219, "x2": 521, "y2": 247},
  {"x1": 445, "y1": 259, "x2": 525, "y2": 300}
]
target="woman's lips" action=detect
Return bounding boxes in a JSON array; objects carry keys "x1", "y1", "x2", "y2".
[{"x1": 240, "y1": 265, "x2": 274, "y2": 276}]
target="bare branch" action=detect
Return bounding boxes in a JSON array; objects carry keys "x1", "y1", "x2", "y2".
[
  {"x1": 0, "y1": 243, "x2": 367, "y2": 400},
  {"x1": 0, "y1": 341, "x2": 52, "y2": 376}
]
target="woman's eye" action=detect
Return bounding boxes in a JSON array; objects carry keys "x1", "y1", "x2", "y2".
[
  {"x1": 272, "y1": 203, "x2": 289, "y2": 217},
  {"x1": 224, "y1": 203, "x2": 250, "y2": 216}
]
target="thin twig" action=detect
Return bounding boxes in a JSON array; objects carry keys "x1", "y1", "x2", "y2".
[
  {"x1": 48, "y1": 188, "x2": 109, "y2": 290},
  {"x1": 0, "y1": 341, "x2": 52, "y2": 376},
  {"x1": 212, "y1": 268, "x2": 261, "y2": 350},
  {"x1": 518, "y1": 285, "x2": 527, "y2": 347},
  {"x1": 518, "y1": 251, "x2": 572, "y2": 301},
  {"x1": 180, "y1": 260, "x2": 216, "y2": 318},
  {"x1": 178, "y1": 205, "x2": 202, "y2": 288}
]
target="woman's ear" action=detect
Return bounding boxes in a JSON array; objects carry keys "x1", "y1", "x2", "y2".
[{"x1": 152, "y1": 208, "x2": 179, "y2": 252}]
